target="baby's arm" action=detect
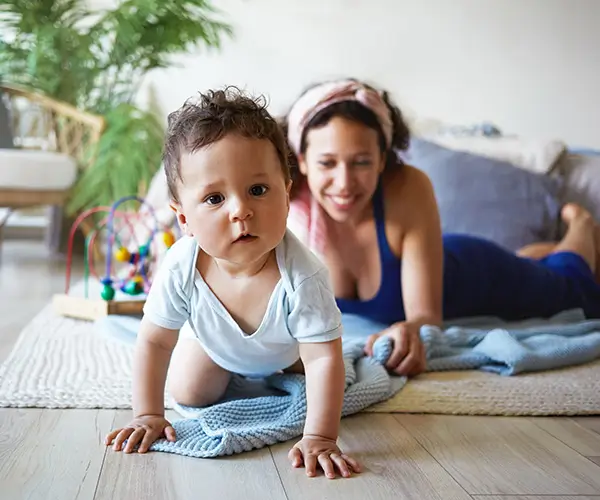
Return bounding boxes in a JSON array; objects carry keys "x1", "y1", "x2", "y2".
[
  {"x1": 301, "y1": 338, "x2": 345, "y2": 441},
  {"x1": 105, "y1": 315, "x2": 179, "y2": 453},
  {"x1": 289, "y1": 338, "x2": 361, "y2": 478}
]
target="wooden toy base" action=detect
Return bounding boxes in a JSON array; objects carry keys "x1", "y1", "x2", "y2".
[{"x1": 53, "y1": 293, "x2": 145, "y2": 321}]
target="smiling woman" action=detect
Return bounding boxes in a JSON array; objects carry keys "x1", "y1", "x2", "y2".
[{"x1": 283, "y1": 78, "x2": 600, "y2": 377}]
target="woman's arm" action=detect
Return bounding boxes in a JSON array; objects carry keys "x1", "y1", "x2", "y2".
[
  {"x1": 365, "y1": 168, "x2": 443, "y2": 376},
  {"x1": 398, "y1": 168, "x2": 444, "y2": 328}
]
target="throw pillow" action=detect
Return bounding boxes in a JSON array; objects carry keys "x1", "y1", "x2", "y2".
[
  {"x1": 403, "y1": 138, "x2": 563, "y2": 252},
  {"x1": 554, "y1": 152, "x2": 600, "y2": 223}
]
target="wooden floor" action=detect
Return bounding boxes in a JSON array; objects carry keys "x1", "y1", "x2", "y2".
[{"x1": 1, "y1": 240, "x2": 600, "y2": 500}]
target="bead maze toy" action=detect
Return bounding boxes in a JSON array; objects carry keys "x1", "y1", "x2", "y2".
[{"x1": 53, "y1": 195, "x2": 177, "y2": 321}]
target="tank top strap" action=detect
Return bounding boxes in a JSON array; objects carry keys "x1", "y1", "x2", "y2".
[{"x1": 372, "y1": 180, "x2": 395, "y2": 260}]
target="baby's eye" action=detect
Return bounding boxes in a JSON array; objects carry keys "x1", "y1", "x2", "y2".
[
  {"x1": 205, "y1": 194, "x2": 224, "y2": 205},
  {"x1": 250, "y1": 184, "x2": 268, "y2": 196}
]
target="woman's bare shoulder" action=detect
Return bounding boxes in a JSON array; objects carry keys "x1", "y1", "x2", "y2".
[{"x1": 383, "y1": 165, "x2": 436, "y2": 214}]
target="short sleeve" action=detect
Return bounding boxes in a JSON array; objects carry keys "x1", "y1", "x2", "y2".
[
  {"x1": 287, "y1": 267, "x2": 343, "y2": 343},
  {"x1": 142, "y1": 258, "x2": 190, "y2": 330}
]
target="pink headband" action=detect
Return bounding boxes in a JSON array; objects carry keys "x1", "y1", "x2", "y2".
[{"x1": 286, "y1": 80, "x2": 394, "y2": 156}]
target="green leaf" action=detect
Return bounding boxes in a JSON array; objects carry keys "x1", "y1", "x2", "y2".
[
  {"x1": 1, "y1": 0, "x2": 233, "y2": 215},
  {"x1": 66, "y1": 103, "x2": 165, "y2": 216}
]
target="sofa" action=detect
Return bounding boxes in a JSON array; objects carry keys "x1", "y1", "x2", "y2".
[
  {"x1": 0, "y1": 84, "x2": 104, "y2": 252},
  {"x1": 403, "y1": 133, "x2": 600, "y2": 253}
]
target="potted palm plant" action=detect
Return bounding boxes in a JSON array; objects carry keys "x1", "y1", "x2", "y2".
[{"x1": 0, "y1": 0, "x2": 232, "y2": 215}]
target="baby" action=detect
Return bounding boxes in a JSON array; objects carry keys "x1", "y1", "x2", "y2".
[{"x1": 105, "y1": 87, "x2": 361, "y2": 479}]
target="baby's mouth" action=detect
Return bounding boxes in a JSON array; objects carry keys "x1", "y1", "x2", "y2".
[{"x1": 234, "y1": 233, "x2": 257, "y2": 243}]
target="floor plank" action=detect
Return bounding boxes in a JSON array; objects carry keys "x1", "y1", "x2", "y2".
[
  {"x1": 573, "y1": 417, "x2": 600, "y2": 435},
  {"x1": 0, "y1": 241, "x2": 80, "y2": 363},
  {"x1": 397, "y1": 414, "x2": 600, "y2": 495},
  {"x1": 0, "y1": 408, "x2": 114, "y2": 500},
  {"x1": 95, "y1": 410, "x2": 287, "y2": 500},
  {"x1": 473, "y1": 496, "x2": 600, "y2": 499},
  {"x1": 270, "y1": 413, "x2": 472, "y2": 500},
  {"x1": 532, "y1": 417, "x2": 600, "y2": 456}
]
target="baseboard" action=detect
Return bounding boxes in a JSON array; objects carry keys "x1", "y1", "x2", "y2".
[
  {"x1": 2, "y1": 225, "x2": 45, "y2": 240},
  {"x1": 0, "y1": 210, "x2": 48, "y2": 241}
]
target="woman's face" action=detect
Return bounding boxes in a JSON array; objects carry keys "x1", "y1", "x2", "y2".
[{"x1": 299, "y1": 116, "x2": 385, "y2": 223}]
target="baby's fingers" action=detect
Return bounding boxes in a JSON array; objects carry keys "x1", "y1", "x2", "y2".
[
  {"x1": 105, "y1": 428, "x2": 123, "y2": 446},
  {"x1": 305, "y1": 453, "x2": 318, "y2": 477},
  {"x1": 341, "y1": 453, "x2": 362, "y2": 473},
  {"x1": 330, "y1": 453, "x2": 352, "y2": 478},
  {"x1": 318, "y1": 453, "x2": 336, "y2": 479},
  {"x1": 113, "y1": 428, "x2": 134, "y2": 452},
  {"x1": 137, "y1": 429, "x2": 159, "y2": 454},
  {"x1": 288, "y1": 446, "x2": 303, "y2": 468},
  {"x1": 164, "y1": 425, "x2": 177, "y2": 442},
  {"x1": 123, "y1": 428, "x2": 145, "y2": 454}
]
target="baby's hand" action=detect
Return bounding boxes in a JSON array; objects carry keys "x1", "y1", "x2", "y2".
[
  {"x1": 288, "y1": 434, "x2": 361, "y2": 479},
  {"x1": 105, "y1": 414, "x2": 176, "y2": 454}
]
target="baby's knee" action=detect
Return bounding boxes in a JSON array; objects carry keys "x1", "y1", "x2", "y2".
[{"x1": 168, "y1": 379, "x2": 223, "y2": 408}]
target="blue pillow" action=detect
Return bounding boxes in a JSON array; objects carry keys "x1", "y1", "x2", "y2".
[{"x1": 404, "y1": 138, "x2": 563, "y2": 252}]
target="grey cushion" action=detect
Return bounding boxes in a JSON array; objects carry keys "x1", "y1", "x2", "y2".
[
  {"x1": 0, "y1": 90, "x2": 14, "y2": 149},
  {"x1": 403, "y1": 138, "x2": 563, "y2": 252}
]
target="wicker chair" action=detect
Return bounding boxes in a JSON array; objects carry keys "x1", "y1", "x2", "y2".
[{"x1": 0, "y1": 84, "x2": 105, "y2": 251}]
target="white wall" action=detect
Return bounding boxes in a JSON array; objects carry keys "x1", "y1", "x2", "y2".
[{"x1": 94, "y1": 0, "x2": 600, "y2": 148}]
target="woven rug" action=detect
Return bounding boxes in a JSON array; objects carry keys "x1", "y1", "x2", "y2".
[{"x1": 1, "y1": 301, "x2": 599, "y2": 415}]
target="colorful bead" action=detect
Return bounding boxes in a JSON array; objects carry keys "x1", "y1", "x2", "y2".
[
  {"x1": 123, "y1": 279, "x2": 143, "y2": 295},
  {"x1": 162, "y1": 230, "x2": 176, "y2": 248},
  {"x1": 101, "y1": 283, "x2": 115, "y2": 301},
  {"x1": 115, "y1": 247, "x2": 130, "y2": 262}
]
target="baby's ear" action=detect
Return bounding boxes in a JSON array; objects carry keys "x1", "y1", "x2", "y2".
[{"x1": 170, "y1": 203, "x2": 193, "y2": 237}]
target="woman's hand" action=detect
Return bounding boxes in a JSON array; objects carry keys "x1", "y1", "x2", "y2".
[
  {"x1": 288, "y1": 435, "x2": 361, "y2": 479},
  {"x1": 105, "y1": 414, "x2": 176, "y2": 453},
  {"x1": 364, "y1": 321, "x2": 426, "y2": 376}
]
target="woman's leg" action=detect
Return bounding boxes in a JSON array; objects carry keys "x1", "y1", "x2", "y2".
[
  {"x1": 516, "y1": 203, "x2": 598, "y2": 280},
  {"x1": 168, "y1": 338, "x2": 231, "y2": 407}
]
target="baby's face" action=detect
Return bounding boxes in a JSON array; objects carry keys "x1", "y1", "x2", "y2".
[{"x1": 173, "y1": 134, "x2": 290, "y2": 265}]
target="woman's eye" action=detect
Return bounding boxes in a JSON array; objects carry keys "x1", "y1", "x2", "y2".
[
  {"x1": 250, "y1": 184, "x2": 268, "y2": 196},
  {"x1": 318, "y1": 160, "x2": 336, "y2": 168},
  {"x1": 355, "y1": 160, "x2": 372, "y2": 167},
  {"x1": 205, "y1": 194, "x2": 224, "y2": 205}
]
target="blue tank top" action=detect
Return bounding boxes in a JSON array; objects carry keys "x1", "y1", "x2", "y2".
[
  {"x1": 335, "y1": 182, "x2": 406, "y2": 325},
  {"x1": 335, "y1": 181, "x2": 600, "y2": 324}
]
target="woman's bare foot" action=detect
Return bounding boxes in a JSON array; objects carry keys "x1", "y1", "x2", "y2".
[
  {"x1": 560, "y1": 203, "x2": 599, "y2": 281},
  {"x1": 561, "y1": 202, "x2": 594, "y2": 225}
]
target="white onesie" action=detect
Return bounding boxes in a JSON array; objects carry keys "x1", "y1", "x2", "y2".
[{"x1": 142, "y1": 229, "x2": 343, "y2": 377}]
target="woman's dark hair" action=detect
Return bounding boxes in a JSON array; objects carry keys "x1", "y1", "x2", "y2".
[{"x1": 281, "y1": 79, "x2": 411, "y2": 199}]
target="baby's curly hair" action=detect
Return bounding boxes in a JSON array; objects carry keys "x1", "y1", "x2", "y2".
[{"x1": 163, "y1": 86, "x2": 290, "y2": 202}]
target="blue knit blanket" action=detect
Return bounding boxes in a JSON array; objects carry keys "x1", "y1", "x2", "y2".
[{"x1": 96, "y1": 309, "x2": 600, "y2": 458}]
